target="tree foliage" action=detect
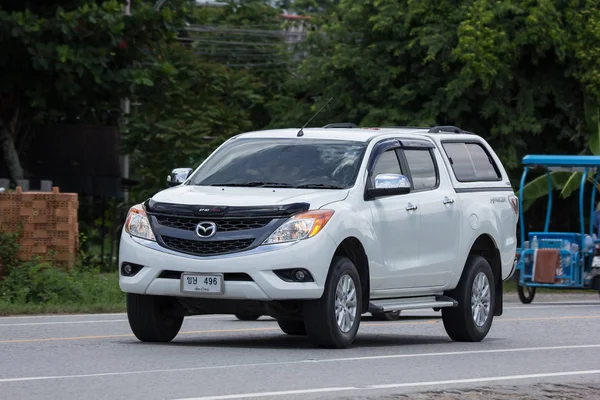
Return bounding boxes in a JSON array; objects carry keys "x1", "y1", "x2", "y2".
[
  {"x1": 187, "y1": 0, "x2": 291, "y2": 129},
  {"x1": 123, "y1": 44, "x2": 263, "y2": 199},
  {"x1": 0, "y1": 0, "x2": 194, "y2": 182},
  {"x1": 271, "y1": 0, "x2": 600, "y2": 186}
]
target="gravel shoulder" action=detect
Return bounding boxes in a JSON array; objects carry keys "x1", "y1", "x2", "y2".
[{"x1": 380, "y1": 383, "x2": 600, "y2": 399}]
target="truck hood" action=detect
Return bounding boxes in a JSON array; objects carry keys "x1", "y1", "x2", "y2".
[{"x1": 151, "y1": 185, "x2": 349, "y2": 209}]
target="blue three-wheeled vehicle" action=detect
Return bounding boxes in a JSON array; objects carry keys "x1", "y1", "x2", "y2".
[{"x1": 515, "y1": 155, "x2": 600, "y2": 303}]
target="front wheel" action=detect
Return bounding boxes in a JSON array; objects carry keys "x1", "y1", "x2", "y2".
[
  {"x1": 517, "y1": 284, "x2": 536, "y2": 304},
  {"x1": 127, "y1": 293, "x2": 183, "y2": 342},
  {"x1": 303, "y1": 256, "x2": 362, "y2": 349},
  {"x1": 442, "y1": 255, "x2": 495, "y2": 342}
]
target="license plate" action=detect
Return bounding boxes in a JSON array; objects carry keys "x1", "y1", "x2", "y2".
[
  {"x1": 593, "y1": 257, "x2": 600, "y2": 268},
  {"x1": 180, "y1": 273, "x2": 224, "y2": 294}
]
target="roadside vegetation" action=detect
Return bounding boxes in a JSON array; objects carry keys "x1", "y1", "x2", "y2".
[{"x1": 0, "y1": 231, "x2": 124, "y2": 315}]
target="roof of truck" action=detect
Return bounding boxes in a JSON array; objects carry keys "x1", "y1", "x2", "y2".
[{"x1": 237, "y1": 126, "x2": 481, "y2": 143}]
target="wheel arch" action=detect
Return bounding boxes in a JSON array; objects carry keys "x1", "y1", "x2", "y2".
[
  {"x1": 467, "y1": 233, "x2": 503, "y2": 316},
  {"x1": 334, "y1": 236, "x2": 370, "y2": 314}
]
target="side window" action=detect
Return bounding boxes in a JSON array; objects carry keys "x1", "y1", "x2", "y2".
[
  {"x1": 404, "y1": 149, "x2": 438, "y2": 190},
  {"x1": 442, "y1": 142, "x2": 501, "y2": 182},
  {"x1": 371, "y1": 149, "x2": 402, "y2": 184}
]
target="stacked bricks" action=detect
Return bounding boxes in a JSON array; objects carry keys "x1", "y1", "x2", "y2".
[{"x1": 0, "y1": 187, "x2": 78, "y2": 274}]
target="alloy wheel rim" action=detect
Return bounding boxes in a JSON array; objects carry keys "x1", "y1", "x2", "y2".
[
  {"x1": 335, "y1": 274, "x2": 357, "y2": 333},
  {"x1": 471, "y1": 272, "x2": 491, "y2": 327}
]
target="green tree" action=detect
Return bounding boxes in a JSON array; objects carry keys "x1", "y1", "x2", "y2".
[
  {"x1": 188, "y1": 0, "x2": 291, "y2": 130},
  {"x1": 122, "y1": 43, "x2": 263, "y2": 200},
  {"x1": 271, "y1": 0, "x2": 600, "y2": 186},
  {"x1": 0, "y1": 0, "x2": 193, "y2": 183},
  {"x1": 521, "y1": 98, "x2": 600, "y2": 211},
  {"x1": 520, "y1": 0, "x2": 600, "y2": 210}
]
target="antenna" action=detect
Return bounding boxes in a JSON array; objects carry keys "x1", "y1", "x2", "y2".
[{"x1": 297, "y1": 97, "x2": 333, "y2": 137}]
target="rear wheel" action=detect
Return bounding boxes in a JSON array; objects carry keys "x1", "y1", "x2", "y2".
[
  {"x1": 277, "y1": 319, "x2": 306, "y2": 336},
  {"x1": 303, "y1": 256, "x2": 362, "y2": 349},
  {"x1": 517, "y1": 285, "x2": 536, "y2": 304},
  {"x1": 127, "y1": 293, "x2": 183, "y2": 342},
  {"x1": 372, "y1": 310, "x2": 401, "y2": 321},
  {"x1": 442, "y1": 255, "x2": 495, "y2": 342},
  {"x1": 234, "y1": 313, "x2": 262, "y2": 321}
]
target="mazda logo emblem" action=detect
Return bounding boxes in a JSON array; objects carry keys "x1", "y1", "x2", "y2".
[{"x1": 195, "y1": 221, "x2": 217, "y2": 238}]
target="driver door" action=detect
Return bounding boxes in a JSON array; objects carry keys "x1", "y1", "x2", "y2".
[{"x1": 367, "y1": 147, "x2": 420, "y2": 289}]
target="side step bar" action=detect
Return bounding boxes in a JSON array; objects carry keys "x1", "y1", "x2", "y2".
[{"x1": 368, "y1": 295, "x2": 457, "y2": 313}]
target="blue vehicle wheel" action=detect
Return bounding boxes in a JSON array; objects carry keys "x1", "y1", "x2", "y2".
[{"x1": 517, "y1": 285, "x2": 536, "y2": 304}]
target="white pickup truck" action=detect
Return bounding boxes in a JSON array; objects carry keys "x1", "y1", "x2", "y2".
[{"x1": 119, "y1": 124, "x2": 518, "y2": 348}]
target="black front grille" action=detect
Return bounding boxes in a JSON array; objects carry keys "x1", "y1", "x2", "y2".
[
  {"x1": 155, "y1": 216, "x2": 271, "y2": 232},
  {"x1": 162, "y1": 236, "x2": 255, "y2": 256}
]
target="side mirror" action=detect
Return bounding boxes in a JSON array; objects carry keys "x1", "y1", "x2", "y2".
[
  {"x1": 167, "y1": 168, "x2": 193, "y2": 187},
  {"x1": 366, "y1": 173, "x2": 411, "y2": 199}
]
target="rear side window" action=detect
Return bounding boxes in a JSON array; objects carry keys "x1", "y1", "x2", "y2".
[
  {"x1": 442, "y1": 142, "x2": 501, "y2": 182},
  {"x1": 403, "y1": 149, "x2": 438, "y2": 190}
]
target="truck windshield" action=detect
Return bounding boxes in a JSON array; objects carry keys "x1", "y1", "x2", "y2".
[{"x1": 188, "y1": 137, "x2": 367, "y2": 189}]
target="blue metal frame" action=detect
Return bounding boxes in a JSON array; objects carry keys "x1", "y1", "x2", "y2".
[
  {"x1": 590, "y1": 171, "x2": 599, "y2": 236},
  {"x1": 517, "y1": 155, "x2": 600, "y2": 291},
  {"x1": 522, "y1": 154, "x2": 600, "y2": 167}
]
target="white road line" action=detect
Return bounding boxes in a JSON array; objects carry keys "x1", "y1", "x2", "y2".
[
  {"x1": 504, "y1": 304, "x2": 600, "y2": 310},
  {"x1": 0, "y1": 315, "x2": 244, "y2": 326},
  {"x1": 0, "y1": 313, "x2": 127, "y2": 320},
  {"x1": 171, "y1": 369, "x2": 600, "y2": 400},
  {"x1": 0, "y1": 343, "x2": 599, "y2": 384},
  {"x1": 0, "y1": 319, "x2": 128, "y2": 327},
  {"x1": 0, "y1": 313, "x2": 240, "y2": 320}
]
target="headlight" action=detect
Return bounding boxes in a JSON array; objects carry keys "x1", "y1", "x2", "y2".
[
  {"x1": 263, "y1": 210, "x2": 334, "y2": 245},
  {"x1": 124, "y1": 204, "x2": 156, "y2": 241}
]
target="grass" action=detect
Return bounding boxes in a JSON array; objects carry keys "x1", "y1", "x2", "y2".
[
  {"x1": 0, "y1": 269, "x2": 126, "y2": 316},
  {"x1": 0, "y1": 300, "x2": 125, "y2": 316},
  {"x1": 503, "y1": 276, "x2": 598, "y2": 295}
]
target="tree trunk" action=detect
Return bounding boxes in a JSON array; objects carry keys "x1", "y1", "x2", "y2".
[{"x1": 0, "y1": 123, "x2": 24, "y2": 182}]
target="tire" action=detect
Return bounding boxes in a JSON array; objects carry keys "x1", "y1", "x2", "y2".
[
  {"x1": 303, "y1": 256, "x2": 362, "y2": 349},
  {"x1": 127, "y1": 293, "x2": 183, "y2": 342},
  {"x1": 372, "y1": 310, "x2": 401, "y2": 321},
  {"x1": 234, "y1": 313, "x2": 262, "y2": 321},
  {"x1": 442, "y1": 255, "x2": 495, "y2": 342},
  {"x1": 517, "y1": 284, "x2": 536, "y2": 304},
  {"x1": 277, "y1": 319, "x2": 307, "y2": 336}
]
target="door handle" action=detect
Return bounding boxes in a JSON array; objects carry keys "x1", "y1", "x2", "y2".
[
  {"x1": 406, "y1": 202, "x2": 418, "y2": 211},
  {"x1": 443, "y1": 196, "x2": 455, "y2": 205}
]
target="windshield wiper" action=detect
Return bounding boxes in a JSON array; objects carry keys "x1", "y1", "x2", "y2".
[
  {"x1": 209, "y1": 181, "x2": 294, "y2": 188},
  {"x1": 296, "y1": 183, "x2": 345, "y2": 189}
]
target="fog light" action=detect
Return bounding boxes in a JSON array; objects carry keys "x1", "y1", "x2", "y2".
[
  {"x1": 294, "y1": 269, "x2": 306, "y2": 281},
  {"x1": 273, "y1": 268, "x2": 314, "y2": 283},
  {"x1": 121, "y1": 262, "x2": 143, "y2": 277}
]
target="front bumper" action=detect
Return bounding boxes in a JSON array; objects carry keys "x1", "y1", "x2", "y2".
[{"x1": 118, "y1": 232, "x2": 338, "y2": 300}]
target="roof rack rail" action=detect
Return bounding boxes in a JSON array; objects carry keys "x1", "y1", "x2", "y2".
[
  {"x1": 322, "y1": 123, "x2": 357, "y2": 128},
  {"x1": 384, "y1": 126, "x2": 430, "y2": 129},
  {"x1": 427, "y1": 126, "x2": 466, "y2": 134}
]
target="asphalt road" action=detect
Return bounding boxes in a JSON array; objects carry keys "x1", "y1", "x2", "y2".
[{"x1": 1, "y1": 293, "x2": 600, "y2": 400}]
